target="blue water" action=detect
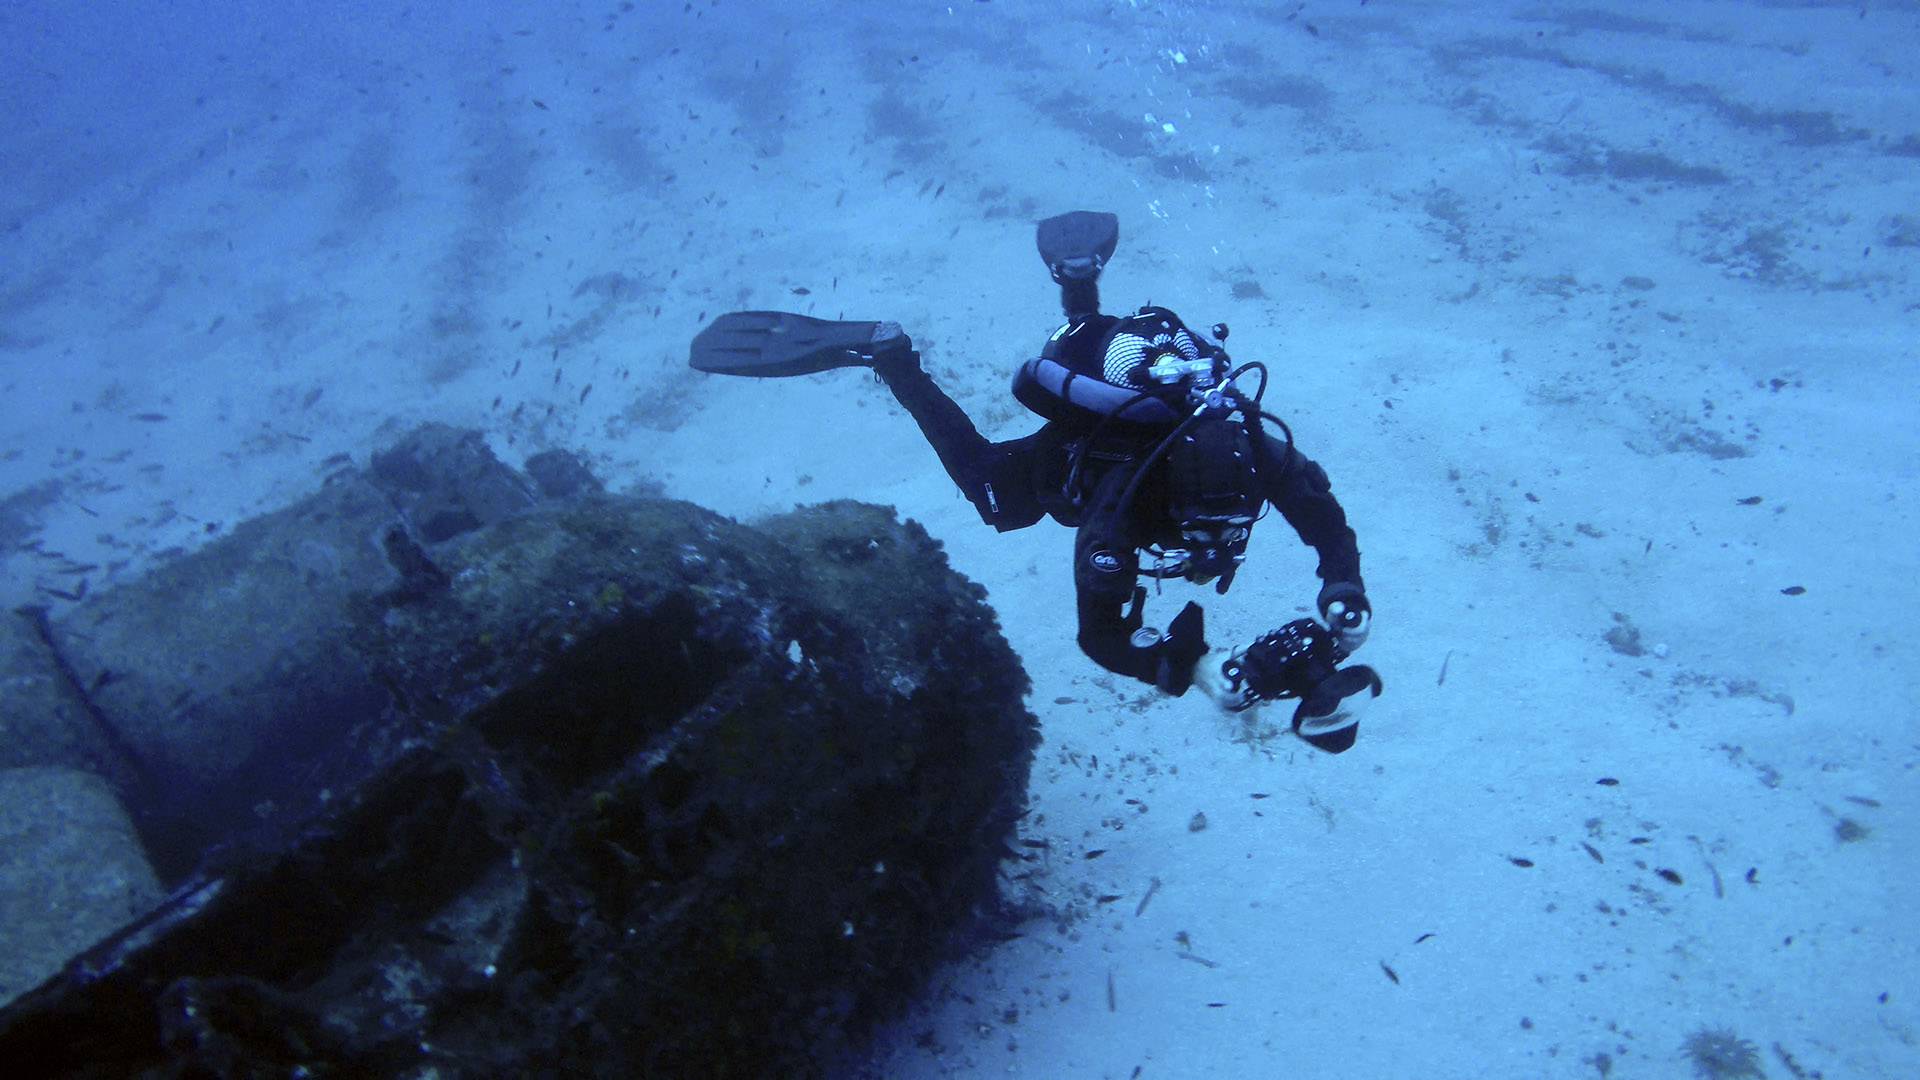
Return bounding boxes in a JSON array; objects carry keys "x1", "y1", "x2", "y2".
[{"x1": 3, "y1": 1, "x2": 1916, "y2": 1077}]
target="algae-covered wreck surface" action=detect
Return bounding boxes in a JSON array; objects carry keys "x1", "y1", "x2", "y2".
[{"x1": 0, "y1": 427, "x2": 1039, "y2": 1078}]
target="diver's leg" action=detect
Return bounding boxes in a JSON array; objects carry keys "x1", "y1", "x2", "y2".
[
  {"x1": 872, "y1": 354, "x2": 991, "y2": 483},
  {"x1": 873, "y1": 355, "x2": 1043, "y2": 529},
  {"x1": 1071, "y1": 467, "x2": 1208, "y2": 692}
]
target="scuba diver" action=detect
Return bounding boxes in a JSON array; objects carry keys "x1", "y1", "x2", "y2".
[{"x1": 689, "y1": 211, "x2": 1381, "y2": 752}]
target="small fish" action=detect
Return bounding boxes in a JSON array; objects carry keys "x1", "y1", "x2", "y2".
[
  {"x1": 1134, "y1": 877, "x2": 1160, "y2": 916},
  {"x1": 37, "y1": 580, "x2": 86, "y2": 601},
  {"x1": 132, "y1": 413, "x2": 168, "y2": 422},
  {"x1": 1507, "y1": 856, "x2": 1534, "y2": 868},
  {"x1": 532, "y1": 99, "x2": 549, "y2": 111},
  {"x1": 1380, "y1": 961, "x2": 1399, "y2": 984}
]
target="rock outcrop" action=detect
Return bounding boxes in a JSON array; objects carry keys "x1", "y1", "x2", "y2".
[{"x1": 0, "y1": 426, "x2": 1038, "y2": 1077}]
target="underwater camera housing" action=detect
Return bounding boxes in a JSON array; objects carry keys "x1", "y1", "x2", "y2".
[{"x1": 1224, "y1": 619, "x2": 1383, "y2": 753}]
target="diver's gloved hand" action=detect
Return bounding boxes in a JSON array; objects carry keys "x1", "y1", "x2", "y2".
[
  {"x1": 1190, "y1": 647, "x2": 1259, "y2": 713},
  {"x1": 1150, "y1": 601, "x2": 1209, "y2": 695},
  {"x1": 1316, "y1": 581, "x2": 1371, "y2": 653}
]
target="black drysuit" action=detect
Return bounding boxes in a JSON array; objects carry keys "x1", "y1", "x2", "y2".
[{"x1": 874, "y1": 350, "x2": 1363, "y2": 694}]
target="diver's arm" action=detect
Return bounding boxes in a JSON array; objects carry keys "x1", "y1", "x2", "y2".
[
  {"x1": 1258, "y1": 434, "x2": 1363, "y2": 591},
  {"x1": 1257, "y1": 433, "x2": 1371, "y2": 651},
  {"x1": 1073, "y1": 474, "x2": 1209, "y2": 692},
  {"x1": 1073, "y1": 582, "x2": 1208, "y2": 694}
]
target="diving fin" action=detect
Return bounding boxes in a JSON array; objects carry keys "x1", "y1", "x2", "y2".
[
  {"x1": 1037, "y1": 211, "x2": 1118, "y2": 283},
  {"x1": 689, "y1": 311, "x2": 910, "y2": 377}
]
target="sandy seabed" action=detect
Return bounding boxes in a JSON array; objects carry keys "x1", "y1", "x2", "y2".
[{"x1": 3, "y1": 2, "x2": 1915, "y2": 1077}]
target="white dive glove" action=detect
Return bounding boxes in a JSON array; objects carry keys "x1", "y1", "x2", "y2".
[{"x1": 1190, "y1": 647, "x2": 1258, "y2": 713}]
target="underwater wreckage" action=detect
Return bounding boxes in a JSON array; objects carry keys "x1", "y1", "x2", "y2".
[{"x1": 0, "y1": 423, "x2": 1038, "y2": 1077}]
